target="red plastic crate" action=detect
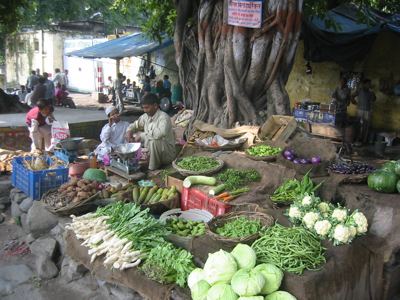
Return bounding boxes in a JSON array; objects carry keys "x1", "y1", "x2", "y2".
[{"x1": 181, "y1": 187, "x2": 231, "y2": 217}]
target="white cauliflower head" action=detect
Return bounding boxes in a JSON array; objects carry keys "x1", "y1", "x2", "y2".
[
  {"x1": 301, "y1": 195, "x2": 313, "y2": 207},
  {"x1": 332, "y1": 208, "x2": 348, "y2": 223},
  {"x1": 353, "y1": 212, "x2": 368, "y2": 234},
  {"x1": 318, "y1": 202, "x2": 331, "y2": 213},
  {"x1": 314, "y1": 220, "x2": 332, "y2": 237},
  {"x1": 288, "y1": 205, "x2": 302, "y2": 220},
  {"x1": 302, "y1": 212, "x2": 320, "y2": 230},
  {"x1": 333, "y1": 224, "x2": 351, "y2": 244},
  {"x1": 348, "y1": 226, "x2": 357, "y2": 239}
]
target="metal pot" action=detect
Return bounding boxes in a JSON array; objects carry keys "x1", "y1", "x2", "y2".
[{"x1": 59, "y1": 137, "x2": 84, "y2": 151}]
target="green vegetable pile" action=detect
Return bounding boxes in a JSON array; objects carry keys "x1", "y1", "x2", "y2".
[
  {"x1": 176, "y1": 156, "x2": 219, "y2": 172},
  {"x1": 166, "y1": 217, "x2": 206, "y2": 237},
  {"x1": 270, "y1": 171, "x2": 322, "y2": 204},
  {"x1": 246, "y1": 144, "x2": 282, "y2": 157},
  {"x1": 368, "y1": 160, "x2": 400, "y2": 194},
  {"x1": 216, "y1": 168, "x2": 261, "y2": 191},
  {"x1": 216, "y1": 217, "x2": 262, "y2": 238},
  {"x1": 252, "y1": 224, "x2": 326, "y2": 275},
  {"x1": 140, "y1": 241, "x2": 195, "y2": 287}
]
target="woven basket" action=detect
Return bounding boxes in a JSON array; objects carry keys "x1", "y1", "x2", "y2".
[
  {"x1": 43, "y1": 189, "x2": 100, "y2": 216},
  {"x1": 245, "y1": 142, "x2": 283, "y2": 162},
  {"x1": 206, "y1": 211, "x2": 274, "y2": 247},
  {"x1": 172, "y1": 157, "x2": 225, "y2": 176}
]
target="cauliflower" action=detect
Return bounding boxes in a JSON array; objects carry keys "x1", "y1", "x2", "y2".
[
  {"x1": 348, "y1": 226, "x2": 357, "y2": 239},
  {"x1": 318, "y1": 202, "x2": 330, "y2": 213},
  {"x1": 352, "y1": 212, "x2": 368, "y2": 234},
  {"x1": 302, "y1": 212, "x2": 320, "y2": 230},
  {"x1": 314, "y1": 220, "x2": 332, "y2": 237},
  {"x1": 301, "y1": 195, "x2": 313, "y2": 207},
  {"x1": 332, "y1": 208, "x2": 348, "y2": 223},
  {"x1": 332, "y1": 224, "x2": 351, "y2": 245},
  {"x1": 288, "y1": 205, "x2": 302, "y2": 221}
]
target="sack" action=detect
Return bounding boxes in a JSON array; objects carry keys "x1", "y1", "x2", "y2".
[{"x1": 51, "y1": 121, "x2": 70, "y2": 149}]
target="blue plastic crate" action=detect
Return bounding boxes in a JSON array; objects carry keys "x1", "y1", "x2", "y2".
[{"x1": 11, "y1": 156, "x2": 69, "y2": 200}]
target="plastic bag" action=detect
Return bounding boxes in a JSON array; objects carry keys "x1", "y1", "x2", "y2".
[{"x1": 51, "y1": 121, "x2": 70, "y2": 150}]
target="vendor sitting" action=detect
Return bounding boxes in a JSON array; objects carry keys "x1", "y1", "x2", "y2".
[
  {"x1": 125, "y1": 93, "x2": 176, "y2": 170},
  {"x1": 25, "y1": 99, "x2": 54, "y2": 152},
  {"x1": 94, "y1": 106, "x2": 130, "y2": 161}
]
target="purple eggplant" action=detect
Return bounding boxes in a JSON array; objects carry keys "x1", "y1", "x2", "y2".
[
  {"x1": 293, "y1": 158, "x2": 301, "y2": 164},
  {"x1": 286, "y1": 154, "x2": 295, "y2": 161},
  {"x1": 283, "y1": 149, "x2": 295, "y2": 158},
  {"x1": 311, "y1": 156, "x2": 321, "y2": 164}
]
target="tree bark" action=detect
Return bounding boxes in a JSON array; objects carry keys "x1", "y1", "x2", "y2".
[{"x1": 175, "y1": 0, "x2": 303, "y2": 128}]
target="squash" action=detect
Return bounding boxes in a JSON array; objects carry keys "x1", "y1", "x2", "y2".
[
  {"x1": 82, "y1": 168, "x2": 107, "y2": 183},
  {"x1": 394, "y1": 160, "x2": 400, "y2": 176},
  {"x1": 368, "y1": 171, "x2": 398, "y2": 193},
  {"x1": 381, "y1": 161, "x2": 397, "y2": 174}
]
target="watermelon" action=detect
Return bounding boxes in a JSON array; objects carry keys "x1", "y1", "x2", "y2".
[
  {"x1": 83, "y1": 168, "x2": 107, "y2": 183},
  {"x1": 368, "y1": 171, "x2": 398, "y2": 193},
  {"x1": 394, "y1": 160, "x2": 400, "y2": 176},
  {"x1": 397, "y1": 180, "x2": 400, "y2": 193},
  {"x1": 381, "y1": 161, "x2": 396, "y2": 174}
]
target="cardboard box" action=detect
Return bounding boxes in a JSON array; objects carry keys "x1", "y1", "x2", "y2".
[
  {"x1": 165, "y1": 173, "x2": 185, "y2": 193},
  {"x1": 259, "y1": 115, "x2": 297, "y2": 143}
]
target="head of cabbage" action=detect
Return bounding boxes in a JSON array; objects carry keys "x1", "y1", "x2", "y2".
[
  {"x1": 238, "y1": 297, "x2": 264, "y2": 300},
  {"x1": 231, "y1": 269, "x2": 265, "y2": 297},
  {"x1": 191, "y1": 280, "x2": 210, "y2": 300},
  {"x1": 231, "y1": 243, "x2": 257, "y2": 270},
  {"x1": 253, "y1": 263, "x2": 283, "y2": 295},
  {"x1": 265, "y1": 291, "x2": 297, "y2": 300},
  {"x1": 204, "y1": 250, "x2": 238, "y2": 285},
  {"x1": 207, "y1": 283, "x2": 238, "y2": 300},
  {"x1": 188, "y1": 268, "x2": 205, "y2": 289}
]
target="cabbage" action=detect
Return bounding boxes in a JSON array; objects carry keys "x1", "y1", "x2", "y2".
[
  {"x1": 254, "y1": 263, "x2": 283, "y2": 295},
  {"x1": 231, "y1": 244, "x2": 257, "y2": 270},
  {"x1": 265, "y1": 291, "x2": 297, "y2": 300},
  {"x1": 188, "y1": 268, "x2": 206, "y2": 289},
  {"x1": 238, "y1": 297, "x2": 264, "y2": 300},
  {"x1": 191, "y1": 280, "x2": 210, "y2": 300},
  {"x1": 231, "y1": 269, "x2": 265, "y2": 296},
  {"x1": 206, "y1": 283, "x2": 238, "y2": 300},
  {"x1": 204, "y1": 250, "x2": 238, "y2": 285}
]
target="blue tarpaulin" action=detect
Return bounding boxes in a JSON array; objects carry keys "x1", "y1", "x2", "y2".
[
  {"x1": 303, "y1": 4, "x2": 400, "y2": 64},
  {"x1": 66, "y1": 32, "x2": 173, "y2": 59}
]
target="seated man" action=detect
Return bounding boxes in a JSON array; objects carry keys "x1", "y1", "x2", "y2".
[
  {"x1": 94, "y1": 106, "x2": 130, "y2": 161},
  {"x1": 25, "y1": 99, "x2": 54, "y2": 152},
  {"x1": 125, "y1": 93, "x2": 176, "y2": 170}
]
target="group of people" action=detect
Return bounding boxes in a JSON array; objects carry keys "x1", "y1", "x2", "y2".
[
  {"x1": 22, "y1": 68, "x2": 75, "y2": 108},
  {"x1": 94, "y1": 93, "x2": 176, "y2": 171},
  {"x1": 331, "y1": 77, "x2": 376, "y2": 147}
]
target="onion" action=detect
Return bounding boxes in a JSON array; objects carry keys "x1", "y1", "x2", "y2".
[
  {"x1": 283, "y1": 149, "x2": 294, "y2": 158},
  {"x1": 293, "y1": 158, "x2": 300, "y2": 164},
  {"x1": 311, "y1": 156, "x2": 321, "y2": 164}
]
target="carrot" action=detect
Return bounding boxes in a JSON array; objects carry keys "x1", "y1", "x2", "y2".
[
  {"x1": 215, "y1": 192, "x2": 230, "y2": 199},
  {"x1": 222, "y1": 195, "x2": 236, "y2": 202}
]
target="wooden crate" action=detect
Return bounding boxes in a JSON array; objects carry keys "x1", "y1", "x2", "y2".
[
  {"x1": 165, "y1": 173, "x2": 185, "y2": 193},
  {"x1": 259, "y1": 115, "x2": 297, "y2": 143}
]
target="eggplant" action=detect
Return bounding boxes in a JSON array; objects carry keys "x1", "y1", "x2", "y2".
[
  {"x1": 283, "y1": 149, "x2": 295, "y2": 158},
  {"x1": 293, "y1": 158, "x2": 301, "y2": 164},
  {"x1": 311, "y1": 156, "x2": 321, "y2": 164},
  {"x1": 286, "y1": 154, "x2": 295, "y2": 161}
]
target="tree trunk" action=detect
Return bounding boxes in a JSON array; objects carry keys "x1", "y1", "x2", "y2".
[{"x1": 174, "y1": 0, "x2": 303, "y2": 128}]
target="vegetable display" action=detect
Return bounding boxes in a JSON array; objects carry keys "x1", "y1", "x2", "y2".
[
  {"x1": 328, "y1": 160, "x2": 375, "y2": 175},
  {"x1": 287, "y1": 193, "x2": 368, "y2": 245},
  {"x1": 246, "y1": 145, "x2": 282, "y2": 157},
  {"x1": 215, "y1": 217, "x2": 262, "y2": 238},
  {"x1": 367, "y1": 160, "x2": 400, "y2": 194},
  {"x1": 188, "y1": 244, "x2": 296, "y2": 300},
  {"x1": 252, "y1": 224, "x2": 326, "y2": 275},
  {"x1": 183, "y1": 175, "x2": 217, "y2": 188},
  {"x1": 140, "y1": 241, "x2": 195, "y2": 287},
  {"x1": 176, "y1": 156, "x2": 219, "y2": 172},
  {"x1": 270, "y1": 171, "x2": 322, "y2": 204},
  {"x1": 43, "y1": 178, "x2": 100, "y2": 208},
  {"x1": 166, "y1": 217, "x2": 206, "y2": 237},
  {"x1": 282, "y1": 149, "x2": 321, "y2": 165},
  {"x1": 216, "y1": 169, "x2": 261, "y2": 191}
]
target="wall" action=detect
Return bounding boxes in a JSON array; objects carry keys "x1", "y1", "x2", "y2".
[
  {"x1": 286, "y1": 31, "x2": 400, "y2": 132},
  {"x1": 151, "y1": 44, "x2": 179, "y2": 86}
]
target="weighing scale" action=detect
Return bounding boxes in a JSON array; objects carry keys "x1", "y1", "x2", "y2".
[{"x1": 54, "y1": 137, "x2": 84, "y2": 163}]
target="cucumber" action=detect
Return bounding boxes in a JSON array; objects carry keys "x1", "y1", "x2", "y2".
[
  {"x1": 183, "y1": 176, "x2": 217, "y2": 188},
  {"x1": 132, "y1": 186, "x2": 140, "y2": 202},
  {"x1": 144, "y1": 186, "x2": 158, "y2": 203},
  {"x1": 138, "y1": 187, "x2": 150, "y2": 203},
  {"x1": 209, "y1": 184, "x2": 226, "y2": 196}
]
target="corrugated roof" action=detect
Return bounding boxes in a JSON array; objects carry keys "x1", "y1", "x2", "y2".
[{"x1": 66, "y1": 32, "x2": 173, "y2": 59}]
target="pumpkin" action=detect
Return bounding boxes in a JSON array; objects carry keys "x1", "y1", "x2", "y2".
[
  {"x1": 368, "y1": 171, "x2": 398, "y2": 193},
  {"x1": 82, "y1": 168, "x2": 107, "y2": 183},
  {"x1": 381, "y1": 161, "x2": 396, "y2": 174},
  {"x1": 394, "y1": 160, "x2": 400, "y2": 176}
]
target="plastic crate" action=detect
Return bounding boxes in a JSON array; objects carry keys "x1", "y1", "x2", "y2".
[
  {"x1": 181, "y1": 187, "x2": 231, "y2": 217},
  {"x1": 11, "y1": 156, "x2": 69, "y2": 200}
]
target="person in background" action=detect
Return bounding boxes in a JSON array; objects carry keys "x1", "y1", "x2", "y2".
[
  {"x1": 94, "y1": 106, "x2": 130, "y2": 161},
  {"x1": 148, "y1": 65, "x2": 156, "y2": 79},
  {"x1": 113, "y1": 73, "x2": 125, "y2": 113},
  {"x1": 43, "y1": 72, "x2": 55, "y2": 105},
  {"x1": 142, "y1": 76, "x2": 151, "y2": 94},
  {"x1": 352, "y1": 79, "x2": 376, "y2": 145},
  {"x1": 125, "y1": 93, "x2": 176, "y2": 170},
  {"x1": 163, "y1": 75, "x2": 171, "y2": 91},
  {"x1": 35, "y1": 68, "x2": 41, "y2": 76},
  {"x1": 30, "y1": 76, "x2": 47, "y2": 107},
  {"x1": 17, "y1": 85, "x2": 27, "y2": 103},
  {"x1": 63, "y1": 69, "x2": 69, "y2": 89},
  {"x1": 26, "y1": 70, "x2": 39, "y2": 92},
  {"x1": 25, "y1": 99, "x2": 54, "y2": 152},
  {"x1": 53, "y1": 68, "x2": 65, "y2": 88}
]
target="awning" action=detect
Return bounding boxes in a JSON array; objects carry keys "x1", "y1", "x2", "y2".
[{"x1": 66, "y1": 32, "x2": 173, "y2": 59}]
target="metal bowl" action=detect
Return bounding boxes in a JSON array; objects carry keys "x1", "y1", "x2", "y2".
[
  {"x1": 59, "y1": 137, "x2": 84, "y2": 151},
  {"x1": 113, "y1": 143, "x2": 141, "y2": 160}
]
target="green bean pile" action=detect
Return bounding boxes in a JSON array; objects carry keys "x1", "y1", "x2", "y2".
[
  {"x1": 176, "y1": 156, "x2": 219, "y2": 172},
  {"x1": 216, "y1": 217, "x2": 262, "y2": 238},
  {"x1": 216, "y1": 168, "x2": 261, "y2": 191},
  {"x1": 252, "y1": 224, "x2": 326, "y2": 275}
]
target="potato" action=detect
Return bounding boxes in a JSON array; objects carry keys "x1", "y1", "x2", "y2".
[
  {"x1": 77, "y1": 181, "x2": 86, "y2": 188},
  {"x1": 91, "y1": 189, "x2": 97, "y2": 195},
  {"x1": 72, "y1": 197, "x2": 81, "y2": 203},
  {"x1": 67, "y1": 186, "x2": 74, "y2": 192},
  {"x1": 77, "y1": 191, "x2": 89, "y2": 198}
]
